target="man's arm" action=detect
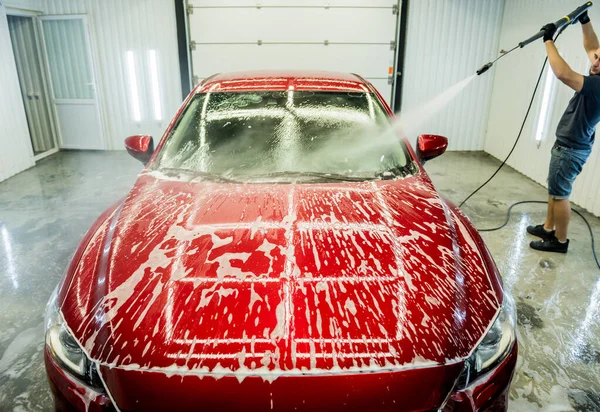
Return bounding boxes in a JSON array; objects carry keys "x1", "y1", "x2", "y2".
[
  {"x1": 545, "y1": 40, "x2": 584, "y2": 92},
  {"x1": 580, "y1": 12, "x2": 599, "y2": 60},
  {"x1": 582, "y1": 22, "x2": 599, "y2": 53}
]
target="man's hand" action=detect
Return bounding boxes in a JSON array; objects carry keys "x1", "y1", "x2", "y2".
[
  {"x1": 578, "y1": 11, "x2": 591, "y2": 25},
  {"x1": 542, "y1": 23, "x2": 557, "y2": 42}
]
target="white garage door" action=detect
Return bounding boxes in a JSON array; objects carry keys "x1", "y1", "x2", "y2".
[{"x1": 187, "y1": 0, "x2": 400, "y2": 105}]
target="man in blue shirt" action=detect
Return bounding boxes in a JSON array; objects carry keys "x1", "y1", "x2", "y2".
[{"x1": 527, "y1": 12, "x2": 600, "y2": 253}]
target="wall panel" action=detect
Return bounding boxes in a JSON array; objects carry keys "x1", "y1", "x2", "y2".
[{"x1": 401, "y1": 0, "x2": 505, "y2": 150}]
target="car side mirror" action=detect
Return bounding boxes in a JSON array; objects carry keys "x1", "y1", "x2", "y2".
[
  {"x1": 124, "y1": 135, "x2": 154, "y2": 165},
  {"x1": 416, "y1": 134, "x2": 448, "y2": 163}
]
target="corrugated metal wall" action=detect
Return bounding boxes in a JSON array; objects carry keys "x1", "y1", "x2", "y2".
[
  {"x1": 401, "y1": 0, "x2": 505, "y2": 150},
  {"x1": 3, "y1": 0, "x2": 44, "y2": 11},
  {"x1": 485, "y1": 0, "x2": 600, "y2": 216},
  {"x1": 43, "y1": 0, "x2": 183, "y2": 150},
  {"x1": 0, "y1": 5, "x2": 35, "y2": 182}
]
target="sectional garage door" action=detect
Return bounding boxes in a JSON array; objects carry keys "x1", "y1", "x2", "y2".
[{"x1": 186, "y1": 0, "x2": 401, "y2": 105}]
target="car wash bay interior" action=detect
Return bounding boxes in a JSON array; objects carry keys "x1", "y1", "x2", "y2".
[{"x1": 0, "y1": 0, "x2": 599, "y2": 410}]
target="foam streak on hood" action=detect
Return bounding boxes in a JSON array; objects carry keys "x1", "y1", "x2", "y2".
[{"x1": 58, "y1": 171, "x2": 501, "y2": 380}]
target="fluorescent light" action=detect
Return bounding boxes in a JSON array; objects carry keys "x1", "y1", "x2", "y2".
[
  {"x1": 148, "y1": 50, "x2": 162, "y2": 121},
  {"x1": 126, "y1": 51, "x2": 141, "y2": 122},
  {"x1": 535, "y1": 69, "x2": 555, "y2": 142}
]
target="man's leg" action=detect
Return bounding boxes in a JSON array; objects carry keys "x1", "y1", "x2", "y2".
[
  {"x1": 530, "y1": 145, "x2": 588, "y2": 252},
  {"x1": 544, "y1": 197, "x2": 555, "y2": 231},
  {"x1": 528, "y1": 146, "x2": 560, "y2": 240},
  {"x1": 530, "y1": 196, "x2": 570, "y2": 252},
  {"x1": 527, "y1": 197, "x2": 556, "y2": 239},
  {"x1": 553, "y1": 198, "x2": 571, "y2": 242}
]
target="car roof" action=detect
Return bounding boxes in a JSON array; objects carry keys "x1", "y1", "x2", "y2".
[{"x1": 195, "y1": 70, "x2": 372, "y2": 93}]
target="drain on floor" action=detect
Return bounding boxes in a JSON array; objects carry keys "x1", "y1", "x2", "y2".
[
  {"x1": 538, "y1": 258, "x2": 556, "y2": 269},
  {"x1": 516, "y1": 299, "x2": 544, "y2": 329},
  {"x1": 486, "y1": 199, "x2": 505, "y2": 208}
]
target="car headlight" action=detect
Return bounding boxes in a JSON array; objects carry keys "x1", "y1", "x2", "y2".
[
  {"x1": 44, "y1": 288, "x2": 104, "y2": 390},
  {"x1": 457, "y1": 293, "x2": 516, "y2": 389}
]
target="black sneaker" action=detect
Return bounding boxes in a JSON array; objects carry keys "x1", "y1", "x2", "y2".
[
  {"x1": 526, "y1": 224, "x2": 555, "y2": 240},
  {"x1": 530, "y1": 236, "x2": 569, "y2": 253}
]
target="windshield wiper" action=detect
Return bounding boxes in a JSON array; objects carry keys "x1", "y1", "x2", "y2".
[
  {"x1": 250, "y1": 171, "x2": 373, "y2": 182},
  {"x1": 158, "y1": 168, "x2": 242, "y2": 183},
  {"x1": 375, "y1": 163, "x2": 417, "y2": 180}
]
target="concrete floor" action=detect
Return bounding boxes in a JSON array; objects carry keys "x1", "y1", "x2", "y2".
[{"x1": 0, "y1": 150, "x2": 599, "y2": 411}]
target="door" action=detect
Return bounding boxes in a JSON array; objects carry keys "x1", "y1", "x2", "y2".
[
  {"x1": 40, "y1": 16, "x2": 105, "y2": 150},
  {"x1": 186, "y1": 0, "x2": 400, "y2": 105},
  {"x1": 7, "y1": 14, "x2": 58, "y2": 158}
]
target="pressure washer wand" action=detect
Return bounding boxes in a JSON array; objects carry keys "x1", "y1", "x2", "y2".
[
  {"x1": 476, "y1": 2, "x2": 593, "y2": 75},
  {"x1": 518, "y1": 1, "x2": 593, "y2": 48}
]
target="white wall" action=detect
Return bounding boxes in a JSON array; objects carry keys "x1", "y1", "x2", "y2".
[
  {"x1": 485, "y1": 0, "x2": 600, "y2": 216},
  {"x1": 43, "y1": 0, "x2": 183, "y2": 150},
  {"x1": 0, "y1": 3, "x2": 35, "y2": 182},
  {"x1": 400, "y1": 0, "x2": 505, "y2": 150}
]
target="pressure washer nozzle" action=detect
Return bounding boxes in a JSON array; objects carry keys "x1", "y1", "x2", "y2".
[{"x1": 477, "y1": 62, "x2": 493, "y2": 76}]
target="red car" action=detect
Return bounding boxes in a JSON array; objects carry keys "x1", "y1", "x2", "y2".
[{"x1": 44, "y1": 71, "x2": 517, "y2": 411}]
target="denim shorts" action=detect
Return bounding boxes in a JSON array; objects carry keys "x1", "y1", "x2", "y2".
[{"x1": 547, "y1": 144, "x2": 591, "y2": 199}]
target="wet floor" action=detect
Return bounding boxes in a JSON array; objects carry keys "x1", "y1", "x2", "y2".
[
  {"x1": 0, "y1": 150, "x2": 598, "y2": 411},
  {"x1": 427, "y1": 152, "x2": 600, "y2": 411}
]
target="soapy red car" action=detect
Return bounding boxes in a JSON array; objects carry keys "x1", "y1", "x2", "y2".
[{"x1": 44, "y1": 71, "x2": 517, "y2": 411}]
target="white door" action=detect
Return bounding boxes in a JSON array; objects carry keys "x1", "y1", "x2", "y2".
[
  {"x1": 40, "y1": 16, "x2": 105, "y2": 150},
  {"x1": 7, "y1": 14, "x2": 58, "y2": 158},
  {"x1": 186, "y1": 0, "x2": 400, "y2": 105}
]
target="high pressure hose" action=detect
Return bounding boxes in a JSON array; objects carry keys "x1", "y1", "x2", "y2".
[
  {"x1": 518, "y1": 2, "x2": 593, "y2": 48},
  {"x1": 475, "y1": 2, "x2": 593, "y2": 76}
]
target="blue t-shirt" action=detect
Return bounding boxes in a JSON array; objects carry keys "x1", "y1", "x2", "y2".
[{"x1": 556, "y1": 75, "x2": 600, "y2": 151}]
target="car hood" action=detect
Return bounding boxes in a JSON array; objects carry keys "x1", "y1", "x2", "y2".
[{"x1": 59, "y1": 170, "x2": 501, "y2": 378}]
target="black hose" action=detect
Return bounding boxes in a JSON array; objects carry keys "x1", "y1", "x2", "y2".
[{"x1": 478, "y1": 200, "x2": 600, "y2": 270}]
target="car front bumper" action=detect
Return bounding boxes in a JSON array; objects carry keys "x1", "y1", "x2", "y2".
[{"x1": 45, "y1": 343, "x2": 517, "y2": 412}]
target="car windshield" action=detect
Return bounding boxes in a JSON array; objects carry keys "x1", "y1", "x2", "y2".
[{"x1": 153, "y1": 90, "x2": 412, "y2": 183}]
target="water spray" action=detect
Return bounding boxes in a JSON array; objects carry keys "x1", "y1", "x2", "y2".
[{"x1": 476, "y1": 2, "x2": 593, "y2": 76}]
